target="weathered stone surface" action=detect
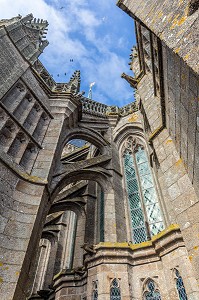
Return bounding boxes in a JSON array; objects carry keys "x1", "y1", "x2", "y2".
[{"x1": 0, "y1": 5, "x2": 199, "y2": 300}]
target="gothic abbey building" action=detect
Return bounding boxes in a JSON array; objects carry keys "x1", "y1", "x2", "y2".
[{"x1": 0, "y1": 0, "x2": 198, "y2": 299}]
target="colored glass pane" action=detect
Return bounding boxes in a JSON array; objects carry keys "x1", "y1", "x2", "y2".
[
  {"x1": 110, "y1": 279, "x2": 121, "y2": 300},
  {"x1": 144, "y1": 280, "x2": 162, "y2": 300},
  {"x1": 175, "y1": 269, "x2": 188, "y2": 300}
]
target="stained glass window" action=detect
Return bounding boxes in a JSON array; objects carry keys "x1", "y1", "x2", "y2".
[
  {"x1": 123, "y1": 137, "x2": 164, "y2": 243},
  {"x1": 143, "y1": 279, "x2": 162, "y2": 300},
  {"x1": 93, "y1": 281, "x2": 98, "y2": 300},
  {"x1": 175, "y1": 269, "x2": 188, "y2": 300},
  {"x1": 110, "y1": 278, "x2": 121, "y2": 300},
  {"x1": 124, "y1": 152, "x2": 147, "y2": 243}
]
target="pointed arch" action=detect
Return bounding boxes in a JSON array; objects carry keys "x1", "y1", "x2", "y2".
[
  {"x1": 143, "y1": 278, "x2": 162, "y2": 300},
  {"x1": 49, "y1": 198, "x2": 85, "y2": 217},
  {"x1": 174, "y1": 268, "x2": 188, "y2": 300},
  {"x1": 110, "y1": 278, "x2": 121, "y2": 300},
  {"x1": 51, "y1": 168, "x2": 111, "y2": 200},
  {"x1": 62, "y1": 127, "x2": 110, "y2": 155},
  {"x1": 113, "y1": 123, "x2": 144, "y2": 147}
]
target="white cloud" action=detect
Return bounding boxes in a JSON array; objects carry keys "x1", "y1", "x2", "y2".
[
  {"x1": 80, "y1": 52, "x2": 133, "y2": 105},
  {"x1": 0, "y1": 0, "x2": 135, "y2": 106},
  {"x1": 76, "y1": 9, "x2": 101, "y2": 27}
]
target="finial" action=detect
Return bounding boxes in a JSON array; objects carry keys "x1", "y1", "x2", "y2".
[
  {"x1": 88, "y1": 82, "x2": 95, "y2": 99},
  {"x1": 67, "y1": 70, "x2": 81, "y2": 94}
]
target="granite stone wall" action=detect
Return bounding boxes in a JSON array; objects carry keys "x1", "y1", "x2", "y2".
[{"x1": 1, "y1": 6, "x2": 199, "y2": 299}]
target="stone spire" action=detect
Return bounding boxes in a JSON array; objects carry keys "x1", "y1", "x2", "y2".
[{"x1": 67, "y1": 70, "x2": 81, "y2": 94}]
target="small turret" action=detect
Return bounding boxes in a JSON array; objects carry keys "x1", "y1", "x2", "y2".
[
  {"x1": 67, "y1": 70, "x2": 81, "y2": 94},
  {"x1": 0, "y1": 14, "x2": 49, "y2": 64}
]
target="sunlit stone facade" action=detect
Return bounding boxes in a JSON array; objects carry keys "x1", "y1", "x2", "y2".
[{"x1": 0, "y1": 1, "x2": 199, "y2": 299}]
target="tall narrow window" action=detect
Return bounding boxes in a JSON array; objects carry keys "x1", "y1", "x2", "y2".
[
  {"x1": 110, "y1": 278, "x2": 121, "y2": 300},
  {"x1": 123, "y1": 136, "x2": 164, "y2": 244},
  {"x1": 143, "y1": 279, "x2": 162, "y2": 300},
  {"x1": 92, "y1": 280, "x2": 98, "y2": 300},
  {"x1": 100, "y1": 190, "x2": 104, "y2": 242},
  {"x1": 175, "y1": 269, "x2": 188, "y2": 300}
]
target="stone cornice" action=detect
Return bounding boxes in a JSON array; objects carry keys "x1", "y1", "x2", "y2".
[
  {"x1": 85, "y1": 224, "x2": 184, "y2": 267},
  {"x1": 51, "y1": 224, "x2": 184, "y2": 294}
]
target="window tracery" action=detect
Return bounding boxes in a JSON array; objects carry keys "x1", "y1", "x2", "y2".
[
  {"x1": 123, "y1": 136, "x2": 164, "y2": 244},
  {"x1": 110, "y1": 278, "x2": 121, "y2": 300},
  {"x1": 174, "y1": 269, "x2": 188, "y2": 300},
  {"x1": 143, "y1": 279, "x2": 162, "y2": 300}
]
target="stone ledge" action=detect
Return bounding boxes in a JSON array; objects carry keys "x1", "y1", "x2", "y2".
[
  {"x1": 53, "y1": 270, "x2": 87, "y2": 292},
  {"x1": 96, "y1": 223, "x2": 180, "y2": 250},
  {"x1": 84, "y1": 224, "x2": 183, "y2": 267},
  {"x1": 0, "y1": 149, "x2": 47, "y2": 185}
]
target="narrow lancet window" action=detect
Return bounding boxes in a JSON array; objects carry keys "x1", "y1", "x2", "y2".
[
  {"x1": 110, "y1": 278, "x2": 121, "y2": 300},
  {"x1": 175, "y1": 269, "x2": 188, "y2": 300},
  {"x1": 143, "y1": 279, "x2": 162, "y2": 300},
  {"x1": 124, "y1": 151, "x2": 147, "y2": 243},
  {"x1": 123, "y1": 136, "x2": 164, "y2": 244},
  {"x1": 92, "y1": 280, "x2": 98, "y2": 300}
]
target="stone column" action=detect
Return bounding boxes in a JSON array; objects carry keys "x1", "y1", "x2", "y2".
[{"x1": 73, "y1": 212, "x2": 86, "y2": 268}]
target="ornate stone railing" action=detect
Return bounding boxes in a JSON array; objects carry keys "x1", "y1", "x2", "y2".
[
  {"x1": 81, "y1": 97, "x2": 107, "y2": 116},
  {"x1": 81, "y1": 97, "x2": 138, "y2": 117},
  {"x1": 32, "y1": 60, "x2": 138, "y2": 117}
]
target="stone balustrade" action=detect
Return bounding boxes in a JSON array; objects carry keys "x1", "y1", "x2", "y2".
[
  {"x1": 81, "y1": 97, "x2": 138, "y2": 117},
  {"x1": 33, "y1": 60, "x2": 138, "y2": 116}
]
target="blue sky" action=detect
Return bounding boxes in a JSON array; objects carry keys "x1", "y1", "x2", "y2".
[{"x1": 0, "y1": 0, "x2": 136, "y2": 106}]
